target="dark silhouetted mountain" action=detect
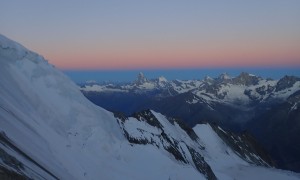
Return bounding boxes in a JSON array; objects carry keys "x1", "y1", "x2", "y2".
[{"x1": 248, "y1": 90, "x2": 300, "y2": 172}]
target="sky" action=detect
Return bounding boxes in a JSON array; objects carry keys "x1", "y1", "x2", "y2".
[
  {"x1": 64, "y1": 68, "x2": 300, "y2": 83},
  {"x1": 1, "y1": 1, "x2": 300, "y2": 82}
]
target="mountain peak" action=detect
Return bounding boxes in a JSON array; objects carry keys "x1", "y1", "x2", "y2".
[
  {"x1": 158, "y1": 76, "x2": 167, "y2": 83},
  {"x1": 135, "y1": 72, "x2": 148, "y2": 85},
  {"x1": 218, "y1": 73, "x2": 231, "y2": 80},
  {"x1": 239, "y1": 72, "x2": 252, "y2": 77},
  {"x1": 233, "y1": 72, "x2": 261, "y2": 86},
  {"x1": 204, "y1": 75, "x2": 212, "y2": 80},
  {"x1": 276, "y1": 75, "x2": 300, "y2": 92}
]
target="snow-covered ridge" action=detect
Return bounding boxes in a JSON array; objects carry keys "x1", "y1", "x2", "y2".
[
  {"x1": 117, "y1": 110, "x2": 216, "y2": 179},
  {"x1": 0, "y1": 35, "x2": 47, "y2": 65},
  {"x1": 0, "y1": 34, "x2": 202, "y2": 179},
  {"x1": 81, "y1": 71, "x2": 300, "y2": 105},
  {"x1": 117, "y1": 110, "x2": 300, "y2": 180},
  {"x1": 1, "y1": 34, "x2": 300, "y2": 180}
]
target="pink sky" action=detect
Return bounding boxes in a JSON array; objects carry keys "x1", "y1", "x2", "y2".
[
  {"x1": 1, "y1": 1, "x2": 300, "y2": 69},
  {"x1": 40, "y1": 37, "x2": 300, "y2": 69}
]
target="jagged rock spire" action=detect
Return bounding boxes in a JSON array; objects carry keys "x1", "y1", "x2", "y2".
[{"x1": 136, "y1": 72, "x2": 148, "y2": 85}]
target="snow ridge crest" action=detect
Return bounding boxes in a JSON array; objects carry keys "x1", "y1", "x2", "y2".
[{"x1": 0, "y1": 34, "x2": 47, "y2": 65}]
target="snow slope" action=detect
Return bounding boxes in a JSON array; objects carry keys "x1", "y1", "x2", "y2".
[
  {"x1": 1, "y1": 34, "x2": 299, "y2": 180},
  {"x1": 193, "y1": 124, "x2": 300, "y2": 180},
  {"x1": 118, "y1": 109, "x2": 300, "y2": 179},
  {"x1": 0, "y1": 34, "x2": 202, "y2": 179}
]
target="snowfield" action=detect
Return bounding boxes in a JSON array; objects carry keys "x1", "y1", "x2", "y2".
[
  {"x1": 193, "y1": 125, "x2": 300, "y2": 180},
  {"x1": 0, "y1": 34, "x2": 299, "y2": 179}
]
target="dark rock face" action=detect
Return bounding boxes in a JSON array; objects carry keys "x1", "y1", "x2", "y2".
[
  {"x1": 0, "y1": 148, "x2": 24, "y2": 176},
  {"x1": 0, "y1": 166, "x2": 27, "y2": 180},
  {"x1": 136, "y1": 72, "x2": 148, "y2": 85},
  {"x1": 276, "y1": 76, "x2": 300, "y2": 92},
  {"x1": 0, "y1": 132, "x2": 59, "y2": 180},
  {"x1": 167, "y1": 116, "x2": 199, "y2": 141},
  {"x1": 248, "y1": 90, "x2": 300, "y2": 172},
  {"x1": 210, "y1": 124, "x2": 275, "y2": 167},
  {"x1": 232, "y1": 72, "x2": 261, "y2": 86},
  {"x1": 132, "y1": 110, "x2": 163, "y2": 129},
  {"x1": 187, "y1": 147, "x2": 216, "y2": 180}
]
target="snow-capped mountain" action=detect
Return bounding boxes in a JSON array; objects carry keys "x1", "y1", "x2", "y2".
[
  {"x1": 116, "y1": 109, "x2": 278, "y2": 179},
  {"x1": 1, "y1": 34, "x2": 300, "y2": 179},
  {"x1": 80, "y1": 64, "x2": 300, "y2": 173},
  {"x1": 82, "y1": 71, "x2": 300, "y2": 105},
  {"x1": 81, "y1": 71, "x2": 300, "y2": 130}
]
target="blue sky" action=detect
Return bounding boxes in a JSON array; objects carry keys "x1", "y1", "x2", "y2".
[{"x1": 64, "y1": 68, "x2": 300, "y2": 83}]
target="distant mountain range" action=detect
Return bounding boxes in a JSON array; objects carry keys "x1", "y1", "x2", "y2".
[
  {"x1": 2, "y1": 34, "x2": 300, "y2": 179},
  {"x1": 81, "y1": 71, "x2": 300, "y2": 172}
]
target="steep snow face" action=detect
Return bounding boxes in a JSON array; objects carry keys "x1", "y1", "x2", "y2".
[
  {"x1": 0, "y1": 36, "x2": 123, "y2": 137},
  {"x1": 193, "y1": 124, "x2": 300, "y2": 180},
  {"x1": 0, "y1": 34, "x2": 127, "y2": 179},
  {"x1": 0, "y1": 34, "x2": 205, "y2": 180},
  {"x1": 117, "y1": 110, "x2": 216, "y2": 180},
  {"x1": 193, "y1": 124, "x2": 248, "y2": 169},
  {"x1": 0, "y1": 34, "x2": 124, "y2": 141}
]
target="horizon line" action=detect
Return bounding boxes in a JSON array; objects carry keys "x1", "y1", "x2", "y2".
[{"x1": 60, "y1": 65, "x2": 300, "y2": 71}]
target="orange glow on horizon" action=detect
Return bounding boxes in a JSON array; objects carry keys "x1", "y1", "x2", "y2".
[
  {"x1": 44, "y1": 44, "x2": 300, "y2": 70},
  {"x1": 32, "y1": 31, "x2": 300, "y2": 70}
]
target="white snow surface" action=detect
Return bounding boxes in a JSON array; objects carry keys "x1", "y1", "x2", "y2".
[
  {"x1": 192, "y1": 78, "x2": 300, "y2": 105},
  {"x1": 137, "y1": 82, "x2": 156, "y2": 89},
  {"x1": 0, "y1": 34, "x2": 203, "y2": 179},
  {"x1": 218, "y1": 84, "x2": 250, "y2": 104},
  {"x1": 81, "y1": 84, "x2": 128, "y2": 92},
  {"x1": 121, "y1": 110, "x2": 300, "y2": 179},
  {"x1": 120, "y1": 110, "x2": 204, "y2": 156},
  {"x1": 193, "y1": 124, "x2": 300, "y2": 180}
]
